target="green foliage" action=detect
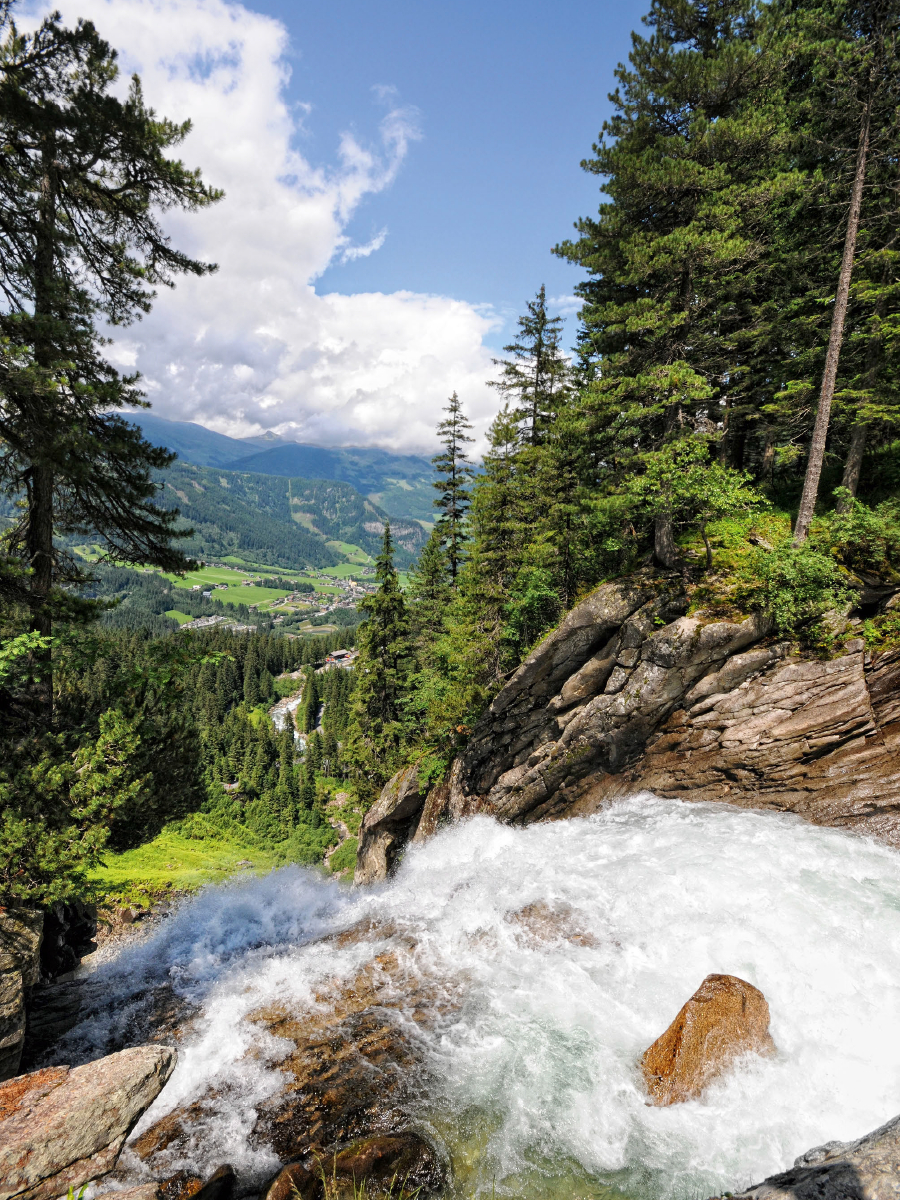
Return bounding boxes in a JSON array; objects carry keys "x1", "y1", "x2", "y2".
[
  {"x1": 809, "y1": 490, "x2": 900, "y2": 577},
  {"x1": 432, "y1": 393, "x2": 474, "y2": 583},
  {"x1": 327, "y1": 837, "x2": 358, "y2": 875},
  {"x1": 737, "y1": 542, "x2": 855, "y2": 638},
  {"x1": 345, "y1": 525, "x2": 412, "y2": 794},
  {"x1": 624, "y1": 439, "x2": 764, "y2": 567}
]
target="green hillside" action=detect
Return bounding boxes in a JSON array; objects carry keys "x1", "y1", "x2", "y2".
[
  {"x1": 155, "y1": 462, "x2": 425, "y2": 569},
  {"x1": 130, "y1": 412, "x2": 437, "y2": 522}
]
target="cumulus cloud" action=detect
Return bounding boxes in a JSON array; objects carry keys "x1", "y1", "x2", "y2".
[{"x1": 23, "y1": 0, "x2": 501, "y2": 453}]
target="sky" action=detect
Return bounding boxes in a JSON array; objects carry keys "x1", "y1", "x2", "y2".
[{"x1": 24, "y1": 0, "x2": 647, "y2": 453}]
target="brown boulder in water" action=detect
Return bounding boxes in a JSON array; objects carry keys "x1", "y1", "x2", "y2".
[{"x1": 640, "y1": 973, "x2": 775, "y2": 1105}]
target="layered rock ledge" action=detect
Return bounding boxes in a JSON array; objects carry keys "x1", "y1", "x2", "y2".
[{"x1": 358, "y1": 573, "x2": 900, "y2": 881}]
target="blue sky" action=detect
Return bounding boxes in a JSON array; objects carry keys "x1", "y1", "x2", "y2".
[
  {"x1": 264, "y1": 0, "x2": 648, "y2": 348},
  {"x1": 38, "y1": 0, "x2": 648, "y2": 451}
]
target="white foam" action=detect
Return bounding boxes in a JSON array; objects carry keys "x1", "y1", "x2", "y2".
[{"x1": 68, "y1": 797, "x2": 900, "y2": 1197}]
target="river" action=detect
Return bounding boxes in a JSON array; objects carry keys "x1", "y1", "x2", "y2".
[{"x1": 64, "y1": 796, "x2": 900, "y2": 1199}]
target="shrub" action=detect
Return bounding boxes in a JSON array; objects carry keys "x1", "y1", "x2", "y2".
[
  {"x1": 810, "y1": 492, "x2": 900, "y2": 578},
  {"x1": 737, "y1": 542, "x2": 855, "y2": 639}
]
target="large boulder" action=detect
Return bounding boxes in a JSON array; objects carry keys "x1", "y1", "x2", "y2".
[
  {"x1": 0, "y1": 1044, "x2": 177, "y2": 1200},
  {"x1": 640, "y1": 974, "x2": 775, "y2": 1106},
  {"x1": 726, "y1": 1110, "x2": 900, "y2": 1200},
  {"x1": 0, "y1": 910, "x2": 43, "y2": 1081}
]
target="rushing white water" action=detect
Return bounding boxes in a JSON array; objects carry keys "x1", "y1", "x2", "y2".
[{"x1": 68, "y1": 796, "x2": 900, "y2": 1199}]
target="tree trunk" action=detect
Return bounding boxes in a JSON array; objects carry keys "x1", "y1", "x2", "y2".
[
  {"x1": 27, "y1": 142, "x2": 58, "y2": 719},
  {"x1": 761, "y1": 426, "x2": 776, "y2": 482},
  {"x1": 654, "y1": 515, "x2": 681, "y2": 571},
  {"x1": 835, "y1": 423, "x2": 868, "y2": 513},
  {"x1": 794, "y1": 102, "x2": 871, "y2": 544}
]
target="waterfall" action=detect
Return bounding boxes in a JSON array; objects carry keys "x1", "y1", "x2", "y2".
[{"x1": 66, "y1": 796, "x2": 900, "y2": 1199}]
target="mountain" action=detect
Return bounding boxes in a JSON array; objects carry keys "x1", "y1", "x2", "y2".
[
  {"x1": 128, "y1": 412, "x2": 262, "y2": 468},
  {"x1": 158, "y1": 462, "x2": 426, "y2": 568},
  {"x1": 129, "y1": 412, "x2": 437, "y2": 522}
]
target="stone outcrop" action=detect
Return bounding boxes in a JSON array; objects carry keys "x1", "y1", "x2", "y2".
[
  {"x1": 725, "y1": 1110, "x2": 900, "y2": 1200},
  {"x1": 0, "y1": 1045, "x2": 176, "y2": 1200},
  {"x1": 354, "y1": 764, "x2": 434, "y2": 885},
  {"x1": 357, "y1": 574, "x2": 900, "y2": 881},
  {"x1": 640, "y1": 974, "x2": 775, "y2": 1105},
  {"x1": 0, "y1": 910, "x2": 43, "y2": 1081}
]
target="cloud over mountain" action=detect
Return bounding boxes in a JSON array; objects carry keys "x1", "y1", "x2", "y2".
[{"x1": 24, "y1": 0, "x2": 501, "y2": 453}]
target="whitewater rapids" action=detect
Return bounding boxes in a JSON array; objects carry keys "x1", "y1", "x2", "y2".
[{"x1": 68, "y1": 796, "x2": 900, "y2": 1199}]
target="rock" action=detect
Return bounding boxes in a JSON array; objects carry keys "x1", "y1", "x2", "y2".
[
  {"x1": 97, "y1": 1186, "x2": 161, "y2": 1200},
  {"x1": 264, "y1": 1162, "x2": 318, "y2": 1200},
  {"x1": 640, "y1": 974, "x2": 775, "y2": 1106},
  {"x1": 194, "y1": 1165, "x2": 236, "y2": 1200},
  {"x1": 0, "y1": 910, "x2": 43, "y2": 1081},
  {"x1": 133, "y1": 927, "x2": 459, "y2": 1178},
  {"x1": 40, "y1": 901, "x2": 97, "y2": 979},
  {"x1": 381, "y1": 574, "x2": 900, "y2": 854},
  {"x1": 322, "y1": 1132, "x2": 446, "y2": 1198},
  {"x1": 22, "y1": 980, "x2": 91, "y2": 1067},
  {"x1": 505, "y1": 901, "x2": 600, "y2": 948},
  {"x1": 0, "y1": 1044, "x2": 177, "y2": 1200},
  {"x1": 724, "y1": 1110, "x2": 900, "y2": 1199},
  {"x1": 354, "y1": 763, "x2": 429, "y2": 885}
]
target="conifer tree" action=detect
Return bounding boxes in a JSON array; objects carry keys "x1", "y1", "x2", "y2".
[
  {"x1": 489, "y1": 285, "x2": 571, "y2": 445},
  {"x1": 406, "y1": 526, "x2": 450, "y2": 657},
  {"x1": 0, "y1": 9, "x2": 221, "y2": 655},
  {"x1": 345, "y1": 523, "x2": 412, "y2": 790},
  {"x1": 432, "y1": 393, "x2": 474, "y2": 582},
  {"x1": 787, "y1": 0, "x2": 900, "y2": 541}
]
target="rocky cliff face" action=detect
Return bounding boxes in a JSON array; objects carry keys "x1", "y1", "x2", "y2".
[{"x1": 357, "y1": 573, "x2": 900, "y2": 882}]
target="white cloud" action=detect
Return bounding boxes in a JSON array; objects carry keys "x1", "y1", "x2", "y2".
[{"x1": 22, "y1": 0, "x2": 501, "y2": 454}]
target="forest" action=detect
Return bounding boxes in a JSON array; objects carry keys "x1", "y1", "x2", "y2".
[{"x1": 2, "y1": 0, "x2": 900, "y2": 903}]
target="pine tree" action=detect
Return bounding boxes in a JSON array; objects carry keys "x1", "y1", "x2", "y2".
[
  {"x1": 345, "y1": 523, "x2": 412, "y2": 791},
  {"x1": 787, "y1": 0, "x2": 900, "y2": 540},
  {"x1": 432, "y1": 393, "x2": 474, "y2": 583},
  {"x1": 406, "y1": 526, "x2": 451, "y2": 658},
  {"x1": 489, "y1": 285, "x2": 571, "y2": 445},
  {"x1": 0, "y1": 10, "x2": 221, "y2": 664},
  {"x1": 555, "y1": 0, "x2": 793, "y2": 565}
]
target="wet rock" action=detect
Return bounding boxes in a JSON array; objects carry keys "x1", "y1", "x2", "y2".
[
  {"x1": 40, "y1": 900, "x2": 97, "y2": 979},
  {"x1": 640, "y1": 974, "x2": 775, "y2": 1106},
  {"x1": 264, "y1": 1162, "x2": 318, "y2": 1200},
  {"x1": 354, "y1": 764, "x2": 429, "y2": 885},
  {"x1": 157, "y1": 1165, "x2": 234, "y2": 1200},
  {"x1": 505, "y1": 901, "x2": 599, "y2": 948},
  {"x1": 97, "y1": 1186, "x2": 161, "y2": 1200},
  {"x1": 0, "y1": 1044, "x2": 176, "y2": 1200},
  {"x1": 0, "y1": 909, "x2": 43, "y2": 1081},
  {"x1": 723, "y1": 1109, "x2": 900, "y2": 1200},
  {"x1": 324, "y1": 1132, "x2": 446, "y2": 1198},
  {"x1": 133, "y1": 930, "x2": 461, "y2": 1177},
  {"x1": 22, "y1": 980, "x2": 92, "y2": 1067},
  {"x1": 158, "y1": 1171, "x2": 203, "y2": 1200}
]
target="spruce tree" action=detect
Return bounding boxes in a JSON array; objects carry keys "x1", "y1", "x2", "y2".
[
  {"x1": 432, "y1": 393, "x2": 474, "y2": 583},
  {"x1": 0, "y1": 9, "x2": 220, "y2": 667},
  {"x1": 345, "y1": 523, "x2": 412, "y2": 790},
  {"x1": 786, "y1": 0, "x2": 900, "y2": 540},
  {"x1": 489, "y1": 285, "x2": 571, "y2": 445}
]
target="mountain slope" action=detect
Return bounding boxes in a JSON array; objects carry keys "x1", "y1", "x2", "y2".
[
  {"x1": 128, "y1": 413, "x2": 436, "y2": 522},
  {"x1": 158, "y1": 463, "x2": 425, "y2": 568}
]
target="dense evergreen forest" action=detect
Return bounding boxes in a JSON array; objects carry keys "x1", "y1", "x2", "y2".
[{"x1": 2, "y1": 0, "x2": 900, "y2": 903}]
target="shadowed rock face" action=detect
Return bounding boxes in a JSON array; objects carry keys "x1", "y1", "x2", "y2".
[
  {"x1": 640, "y1": 974, "x2": 776, "y2": 1106},
  {"x1": 359, "y1": 575, "x2": 900, "y2": 883},
  {"x1": 725, "y1": 1111, "x2": 900, "y2": 1200}
]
